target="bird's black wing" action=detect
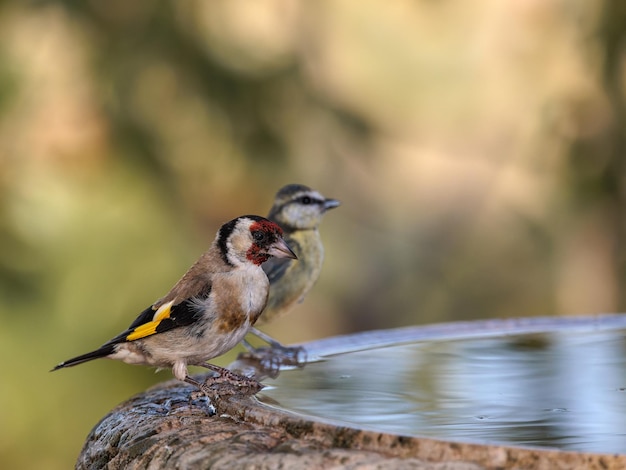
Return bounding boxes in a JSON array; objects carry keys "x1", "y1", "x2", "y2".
[
  {"x1": 51, "y1": 286, "x2": 213, "y2": 371},
  {"x1": 109, "y1": 287, "x2": 212, "y2": 344},
  {"x1": 126, "y1": 304, "x2": 160, "y2": 331}
]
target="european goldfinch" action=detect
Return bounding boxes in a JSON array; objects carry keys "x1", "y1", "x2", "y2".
[
  {"x1": 245, "y1": 184, "x2": 339, "y2": 355},
  {"x1": 52, "y1": 215, "x2": 297, "y2": 393}
]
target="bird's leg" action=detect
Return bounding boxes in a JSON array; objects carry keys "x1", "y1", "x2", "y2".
[
  {"x1": 241, "y1": 338, "x2": 256, "y2": 352},
  {"x1": 240, "y1": 327, "x2": 308, "y2": 369},
  {"x1": 249, "y1": 328, "x2": 285, "y2": 349},
  {"x1": 184, "y1": 375, "x2": 205, "y2": 389}
]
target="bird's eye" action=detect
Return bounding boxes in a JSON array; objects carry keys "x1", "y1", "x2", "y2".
[
  {"x1": 252, "y1": 230, "x2": 266, "y2": 242},
  {"x1": 300, "y1": 196, "x2": 312, "y2": 205}
]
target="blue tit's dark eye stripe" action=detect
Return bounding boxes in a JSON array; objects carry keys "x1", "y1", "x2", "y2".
[{"x1": 291, "y1": 194, "x2": 324, "y2": 207}]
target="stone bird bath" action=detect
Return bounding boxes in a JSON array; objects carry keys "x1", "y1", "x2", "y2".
[{"x1": 77, "y1": 314, "x2": 626, "y2": 469}]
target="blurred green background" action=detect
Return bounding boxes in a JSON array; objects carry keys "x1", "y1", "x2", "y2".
[{"x1": 2, "y1": 1, "x2": 626, "y2": 468}]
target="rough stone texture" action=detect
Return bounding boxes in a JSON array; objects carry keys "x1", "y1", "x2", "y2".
[
  {"x1": 77, "y1": 378, "x2": 626, "y2": 470},
  {"x1": 77, "y1": 317, "x2": 626, "y2": 469}
]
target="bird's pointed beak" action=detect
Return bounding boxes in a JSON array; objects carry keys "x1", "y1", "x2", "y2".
[
  {"x1": 268, "y1": 237, "x2": 298, "y2": 259},
  {"x1": 323, "y1": 198, "x2": 341, "y2": 212}
]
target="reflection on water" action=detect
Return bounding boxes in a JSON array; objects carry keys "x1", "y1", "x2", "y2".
[{"x1": 259, "y1": 330, "x2": 626, "y2": 454}]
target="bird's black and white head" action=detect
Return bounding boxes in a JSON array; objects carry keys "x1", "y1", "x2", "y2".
[
  {"x1": 218, "y1": 215, "x2": 297, "y2": 267},
  {"x1": 268, "y1": 184, "x2": 340, "y2": 232}
]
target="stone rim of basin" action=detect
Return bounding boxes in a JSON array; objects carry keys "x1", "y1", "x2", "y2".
[{"x1": 77, "y1": 313, "x2": 626, "y2": 470}]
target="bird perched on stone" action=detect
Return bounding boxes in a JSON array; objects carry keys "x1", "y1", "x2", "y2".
[
  {"x1": 52, "y1": 215, "x2": 297, "y2": 395},
  {"x1": 243, "y1": 184, "x2": 339, "y2": 363}
]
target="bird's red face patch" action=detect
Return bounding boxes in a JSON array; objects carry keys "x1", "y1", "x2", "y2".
[
  {"x1": 250, "y1": 219, "x2": 283, "y2": 236},
  {"x1": 246, "y1": 220, "x2": 283, "y2": 265}
]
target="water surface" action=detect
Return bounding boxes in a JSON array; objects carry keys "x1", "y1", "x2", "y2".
[{"x1": 260, "y1": 329, "x2": 626, "y2": 453}]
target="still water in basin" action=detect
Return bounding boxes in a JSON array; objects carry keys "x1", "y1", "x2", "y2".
[{"x1": 260, "y1": 329, "x2": 626, "y2": 453}]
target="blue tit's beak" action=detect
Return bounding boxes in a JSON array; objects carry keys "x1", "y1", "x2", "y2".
[{"x1": 323, "y1": 198, "x2": 341, "y2": 212}]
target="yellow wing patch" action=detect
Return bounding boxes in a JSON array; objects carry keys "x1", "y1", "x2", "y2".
[{"x1": 126, "y1": 301, "x2": 174, "y2": 341}]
